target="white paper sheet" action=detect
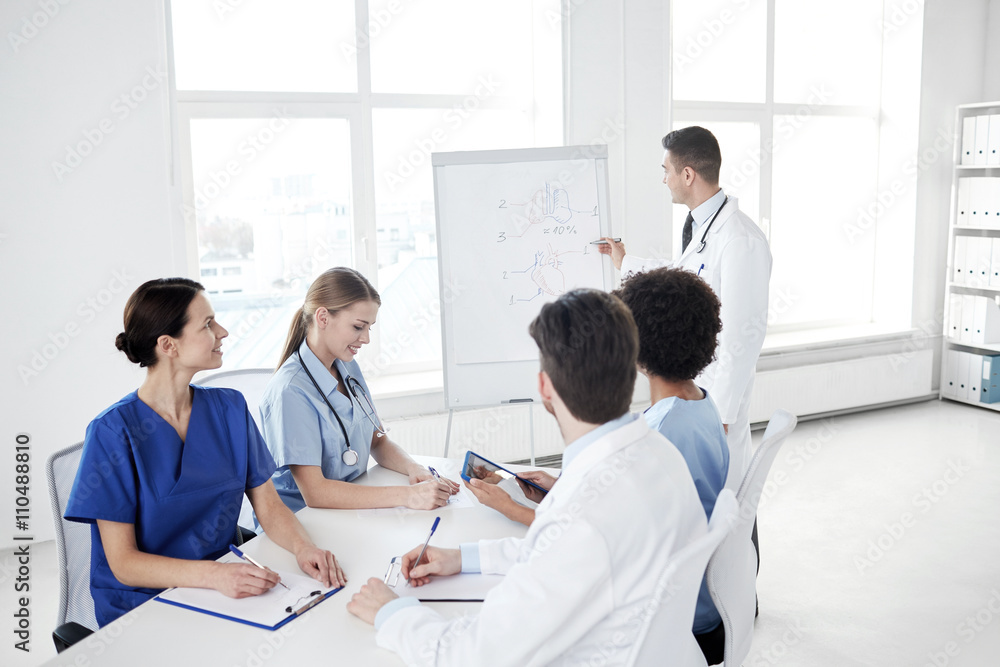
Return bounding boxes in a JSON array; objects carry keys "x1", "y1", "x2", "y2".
[
  {"x1": 390, "y1": 572, "x2": 506, "y2": 601},
  {"x1": 157, "y1": 568, "x2": 337, "y2": 628}
]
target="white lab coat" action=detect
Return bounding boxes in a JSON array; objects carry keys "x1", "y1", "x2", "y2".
[
  {"x1": 620, "y1": 197, "x2": 772, "y2": 490},
  {"x1": 376, "y1": 417, "x2": 707, "y2": 666}
]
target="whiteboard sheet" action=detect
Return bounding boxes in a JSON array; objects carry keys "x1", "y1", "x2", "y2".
[
  {"x1": 445, "y1": 162, "x2": 606, "y2": 364},
  {"x1": 435, "y1": 146, "x2": 612, "y2": 408}
]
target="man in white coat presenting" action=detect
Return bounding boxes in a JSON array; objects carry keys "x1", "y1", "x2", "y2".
[
  {"x1": 347, "y1": 288, "x2": 708, "y2": 665},
  {"x1": 599, "y1": 126, "x2": 772, "y2": 496}
]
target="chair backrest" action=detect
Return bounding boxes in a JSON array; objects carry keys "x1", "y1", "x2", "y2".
[
  {"x1": 629, "y1": 490, "x2": 739, "y2": 667},
  {"x1": 196, "y1": 368, "x2": 275, "y2": 531},
  {"x1": 196, "y1": 368, "x2": 274, "y2": 431},
  {"x1": 706, "y1": 409, "x2": 797, "y2": 666},
  {"x1": 46, "y1": 442, "x2": 97, "y2": 631}
]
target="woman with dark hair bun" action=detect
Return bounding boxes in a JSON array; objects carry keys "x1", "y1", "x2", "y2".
[{"x1": 65, "y1": 278, "x2": 346, "y2": 627}]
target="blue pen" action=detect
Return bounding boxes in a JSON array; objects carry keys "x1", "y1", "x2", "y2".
[
  {"x1": 698, "y1": 263, "x2": 705, "y2": 276},
  {"x1": 407, "y1": 517, "x2": 441, "y2": 585},
  {"x1": 229, "y1": 544, "x2": 289, "y2": 589},
  {"x1": 428, "y1": 466, "x2": 442, "y2": 481}
]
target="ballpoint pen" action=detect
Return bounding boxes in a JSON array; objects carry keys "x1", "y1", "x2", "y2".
[
  {"x1": 428, "y1": 466, "x2": 442, "y2": 481},
  {"x1": 229, "y1": 544, "x2": 289, "y2": 589},
  {"x1": 407, "y1": 517, "x2": 441, "y2": 585}
]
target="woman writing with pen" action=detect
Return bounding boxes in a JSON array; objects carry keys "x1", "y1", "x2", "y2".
[
  {"x1": 259, "y1": 267, "x2": 458, "y2": 512},
  {"x1": 65, "y1": 278, "x2": 345, "y2": 627}
]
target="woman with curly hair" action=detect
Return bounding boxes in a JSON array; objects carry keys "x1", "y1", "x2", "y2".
[{"x1": 613, "y1": 266, "x2": 729, "y2": 665}]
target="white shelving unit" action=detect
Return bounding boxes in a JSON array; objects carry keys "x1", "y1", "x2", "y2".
[{"x1": 940, "y1": 102, "x2": 1000, "y2": 409}]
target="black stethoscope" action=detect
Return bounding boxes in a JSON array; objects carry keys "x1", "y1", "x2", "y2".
[
  {"x1": 296, "y1": 350, "x2": 388, "y2": 467},
  {"x1": 694, "y1": 196, "x2": 729, "y2": 254}
]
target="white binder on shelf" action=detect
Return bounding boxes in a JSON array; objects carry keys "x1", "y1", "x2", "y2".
[
  {"x1": 989, "y1": 115, "x2": 1000, "y2": 167},
  {"x1": 963, "y1": 116, "x2": 977, "y2": 166},
  {"x1": 991, "y1": 238, "x2": 1000, "y2": 288},
  {"x1": 980, "y1": 179, "x2": 997, "y2": 220},
  {"x1": 957, "y1": 351, "x2": 971, "y2": 400},
  {"x1": 942, "y1": 349, "x2": 960, "y2": 398},
  {"x1": 967, "y1": 351, "x2": 983, "y2": 399},
  {"x1": 956, "y1": 178, "x2": 970, "y2": 227},
  {"x1": 954, "y1": 236, "x2": 968, "y2": 285},
  {"x1": 961, "y1": 294, "x2": 977, "y2": 343},
  {"x1": 966, "y1": 238, "x2": 982, "y2": 286},
  {"x1": 949, "y1": 293, "x2": 963, "y2": 340},
  {"x1": 970, "y1": 178, "x2": 990, "y2": 227},
  {"x1": 971, "y1": 295, "x2": 1000, "y2": 345},
  {"x1": 976, "y1": 115, "x2": 991, "y2": 166},
  {"x1": 976, "y1": 238, "x2": 994, "y2": 287},
  {"x1": 988, "y1": 179, "x2": 1000, "y2": 230}
]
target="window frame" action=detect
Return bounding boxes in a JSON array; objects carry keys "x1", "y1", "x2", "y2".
[
  {"x1": 671, "y1": 0, "x2": 920, "y2": 338},
  {"x1": 168, "y1": 0, "x2": 562, "y2": 375}
]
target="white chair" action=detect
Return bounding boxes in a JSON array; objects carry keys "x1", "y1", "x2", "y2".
[
  {"x1": 196, "y1": 367, "x2": 274, "y2": 432},
  {"x1": 705, "y1": 409, "x2": 798, "y2": 666},
  {"x1": 46, "y1": 442, "x2": 96, "y2": 652},
  {"x1": 197, "y1": 368, "x2": 275, "y2": 535},
  {"x1": 629, "y1": 489, "x2": 739, "y2": 667}
]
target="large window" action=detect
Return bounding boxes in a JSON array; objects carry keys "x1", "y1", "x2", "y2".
[
  {"x1": 671, "y1": 0, "x2": 922, "y2": 335},
  {"x1": 170, "y1": 0, "x2": 562, "y2": 373}
]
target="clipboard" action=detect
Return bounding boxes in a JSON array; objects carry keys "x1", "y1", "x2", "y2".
[{"x1": 156, "y1": 569, "x2": 340, "y2": 630}]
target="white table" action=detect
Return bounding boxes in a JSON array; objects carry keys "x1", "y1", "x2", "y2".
[{"x1": 43, "y1": 456, "x2": 538, "y2": 667}]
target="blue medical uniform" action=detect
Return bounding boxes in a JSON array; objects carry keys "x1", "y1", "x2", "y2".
[
  {"x1": 644, "y1": 389, "x2": 730, "y2": 635},
  {"x1": 259, "y1": 340, "x2": 376, "y2": 513},
  {"x1": 64, "y1": 386, "x2": 276, "y2": 627}
]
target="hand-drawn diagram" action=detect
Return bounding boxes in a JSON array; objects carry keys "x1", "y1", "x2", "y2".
[
  {"x1": 495, "y1": 181, "x2": 595, "y2": 305},
  {"x1": 500, "y1": 182, "x2": 595, "y2": 240},
  {"x1": 505, "y1": 244, "x2": 584, "y2": 304},
  {"x1": 438, "y1": 155, "x2": 608, "y2": 366}
]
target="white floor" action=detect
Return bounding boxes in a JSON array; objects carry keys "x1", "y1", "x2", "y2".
[{"x1": 3, "y1": 398, "x2": 999, "y2": 667}]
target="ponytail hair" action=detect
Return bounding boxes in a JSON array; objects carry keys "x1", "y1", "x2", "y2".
[{"x1": 276, "y1": 267, "x2": 380, "y2": 369}]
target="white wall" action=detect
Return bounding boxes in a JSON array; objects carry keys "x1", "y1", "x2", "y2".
[
  {"x1": 985, "y1": 0, "x2": 1000, "y2": 99},
  {"x1": 0, "y1": 1, "x2": 185, "y2": 548},
  {"x1": 563, "y1": 0, "x2": 672, "y2": 266}
]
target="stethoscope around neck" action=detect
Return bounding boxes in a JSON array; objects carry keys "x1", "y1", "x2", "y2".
[
  {"x1": 295, "y1": 350, "x2": 388, "y2": 467},
  {"x1": 694, "y1": 195, "x2": 729, "y2": 254}
]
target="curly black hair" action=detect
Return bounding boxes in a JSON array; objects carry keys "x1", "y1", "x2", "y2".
[{"x1": 612, "y1": 267, "x2": 722, "y2": 382}]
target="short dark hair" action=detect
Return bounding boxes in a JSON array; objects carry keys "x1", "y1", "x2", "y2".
[
  {"x1": 662, "y1": 126, "x2": 722, "y2": 185},
  {"x1": 115, "y1": 278, "x2": 205, "y2": 367},
  {"x1": 613, "y1": 268, "x2": 722, "y2": 382},
  {"x1": 528, "y1": 289, "x2": 638, "y2": 423}
]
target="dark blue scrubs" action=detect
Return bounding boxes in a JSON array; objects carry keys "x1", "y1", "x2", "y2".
[{"x1": 65, "y1": 386, "x2": 276, "y2": 627}]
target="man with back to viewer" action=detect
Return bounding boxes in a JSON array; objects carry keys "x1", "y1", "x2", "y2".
[{"x1": 346, "y1": 288, "x2": 708, "y2": 665}]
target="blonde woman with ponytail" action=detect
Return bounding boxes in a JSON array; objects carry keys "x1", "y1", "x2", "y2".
[{"x1": 260, "y1": 267, "x2": 458, "y2": 511}]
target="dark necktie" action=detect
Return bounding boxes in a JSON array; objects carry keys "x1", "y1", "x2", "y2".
[{"x1": 681, "y1": 212, "x2": 694, "y2": 252}]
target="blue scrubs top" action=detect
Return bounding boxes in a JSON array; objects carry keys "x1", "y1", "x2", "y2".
[
  {"x1": 64, "y1": 386, "x2": 276, "y2": 627},
  {"x1": 259, "y1": 340, "x2": 376, "y2": 513},
  {"x1": 644, "y1": 388, "x2": 730, "y2": 635}
]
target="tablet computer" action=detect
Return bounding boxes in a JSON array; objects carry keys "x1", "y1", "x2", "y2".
[{"x1": 461, "y1": 450, "x2": 548, "y2": 497}]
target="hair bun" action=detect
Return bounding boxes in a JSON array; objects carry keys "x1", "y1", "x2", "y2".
[{"x1": 115, "y1": 332, "x2": 137, "y2": 362}]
